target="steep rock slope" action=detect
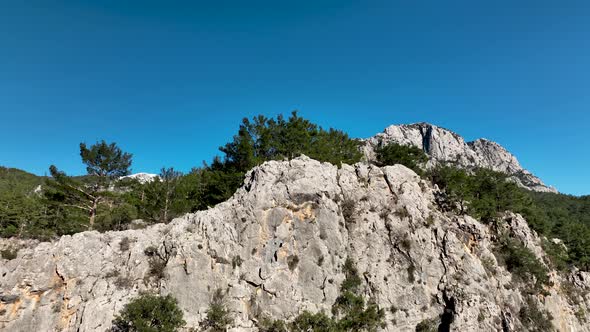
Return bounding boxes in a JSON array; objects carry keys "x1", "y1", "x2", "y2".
[
  {"x1": 362, "y1": 123, "x2": 556, "y2": 193},
  {"x1": 0, "y1": 156, "x2": 586, "y2": 331}
]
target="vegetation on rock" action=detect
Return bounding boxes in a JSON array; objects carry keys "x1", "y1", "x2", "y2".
[
  {"x1": 429, "y1": 163, "x2": 590, "y2": 271},
  {"x1": 1, "y1": 113, "x2": 590, "y2": 279},
  {"x1": 0, "y1": 112, "x2": 361, "y2": 239},
  {"x1": 494, "y1": 236, "x2": 550, "y2": 293},
  {"x1": 258, "y1": 258, "x2": 385, "y2": 332},
  {"x1": 374, "y1": 142, "x2": 428, "y2": 175},
  {"x1": 111, "y1": 294, "x2": 185, "y2": 332},
  {"x1": 518, "y1": 296, "x2": 554, "y2": 332},
  {"x1": 200, "y1": 289, "x2": 233, "y2": 332}
]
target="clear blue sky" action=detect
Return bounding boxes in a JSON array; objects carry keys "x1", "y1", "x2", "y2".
[{"x1": 1, "y1": 1, "x2": 588, "y2": 195}]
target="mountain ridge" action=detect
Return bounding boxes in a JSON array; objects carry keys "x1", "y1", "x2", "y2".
[
  {"x1": 1, "y1": 156, "x2": 588, "y2": 331},
  {"x1": 362, "y1": 122, "x2": 557, "y2": 193}
]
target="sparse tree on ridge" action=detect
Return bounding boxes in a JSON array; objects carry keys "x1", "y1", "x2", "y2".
[{"x1": 46, "y1": 140, "x2": 132, "y2": 229}]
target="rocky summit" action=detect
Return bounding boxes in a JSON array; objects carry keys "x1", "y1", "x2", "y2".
[
  {"x1": 0, "y1": 156, "x2": 587, "y2": 331},
  {"x1": 362, "y1": 123, "x2": 557, "y2": 193}
]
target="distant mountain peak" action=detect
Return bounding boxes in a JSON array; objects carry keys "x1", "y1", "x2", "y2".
[
  {"x1": 363, "y1": 123, "x2": 556, "y2": 193},
  {"x1": 119, "y1": 173, "x2": 158, "y2": 184}
]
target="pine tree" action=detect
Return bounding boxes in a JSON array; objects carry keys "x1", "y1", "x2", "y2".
[{"x1": 46, "y1": 141, "x2": 132, "y2": 229}]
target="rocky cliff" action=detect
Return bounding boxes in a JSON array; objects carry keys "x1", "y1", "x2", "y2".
[
  {"x1": 362, "y1": 123, "x2": 557, "y2": 193},
  {"x1": 0, "y1": 156, "x2": 586, "y2": 331}
]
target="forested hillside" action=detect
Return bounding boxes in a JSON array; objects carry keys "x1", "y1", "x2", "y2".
[
  {"x1": 0, "y1": 112, "x2": 362, "y2": 238},
  {"x1": 0, "y1": 167, "x2": 45, "y2": 194}
]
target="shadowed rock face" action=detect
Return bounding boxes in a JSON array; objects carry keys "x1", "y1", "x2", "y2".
[
  {"x1": 0, "y1": 156, "x2": 585, "y2": 332},
  {"x1": 362, "y1": 123, "x2": 557, "y2": 193}
]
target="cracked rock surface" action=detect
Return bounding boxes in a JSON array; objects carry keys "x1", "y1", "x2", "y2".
[
  {"x1": 0, "y1": 156, "x2": 586, "y2": 331},
  {"x1": 362, "y1": 123, "x2": 557, "y2": 193}
]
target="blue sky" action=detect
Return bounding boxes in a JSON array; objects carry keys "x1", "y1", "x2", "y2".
[{"x1": 1, "y1": 1, "x2": 589, "y2": 195}]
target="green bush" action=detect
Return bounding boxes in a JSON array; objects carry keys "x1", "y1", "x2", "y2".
[
  {"x1": 96, "y1": 202, "x2": 138, "y2": 232},
  {"x1": 258, "y1": 317, "x2": 289, "y2": 332},
  {"x1": 429, "y1": 165, "x2": 530, "y2": 222},
  {"x1": 290, "y1": 311, "x2": 333, "y2": 332},
  {"x1": 256, "y1": 258, "x2": 384, "y2": 332},
  {"x1": 200, "y1": 289, "x2": 233, "y2": 332},
  {"x1": 1, "y1": 247, "x2": 18, "y2": 260},
  {"x1": 144, "y1": 246, "x2": 168, "y2": 281},
  {"x1": 429, "y1": 164, "x2": 590, "y2": 271},
  {"x1": 415, "y1": 317, "x2": 439, "y2": 332},
  {"x1": 374, "y1": 143, "x2": 428, "y2": 175},
  {"x1": 331, "y1": 258, "x2": 385, "y2": 331},
  {"x1": 495, "y1": 237, "x2": 549, "y2": 292},
  {"x1": 541, "y1": 239, "x2": 569, "y2": 272},
  {"x1": 111, "y1": 294, "x2": 185, "y2": 332},
  {"x1": 341, "y1": 199, "x2": 357, "y2": 224},
  {"x1": 518, "y1": 296, "x2": 554, "y2": 332}
]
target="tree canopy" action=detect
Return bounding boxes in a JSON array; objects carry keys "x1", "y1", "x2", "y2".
[
  {"x1": 80, "y1": 140, "x2": 133, "y2": 182},
  {"x1": 220, "y1": 111, "x2": 362, "y2": 172},
  {"x1": 45, "y1": 141, "x2": 133, "y2": 230},
  {"x1": 111, "y1": 294, "x2": 185, "y2": 332},
  {"x1": 374, "y1": 142, "x2": 428, "y2": 174},
  {"x1": 2, "y1": 113, "x2": 590, "y2": 275}
]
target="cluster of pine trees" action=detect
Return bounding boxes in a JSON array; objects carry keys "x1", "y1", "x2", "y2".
[
  {"x1": 1, "y1": 113, "x2": 590, "y2": 273},
  {"x1": 0, "y1": 112, "x2": 362, "y2": 239}
]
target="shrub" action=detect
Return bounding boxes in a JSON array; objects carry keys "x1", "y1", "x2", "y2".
[
  {"x1": 1, "y1": 247, "x2": 18, "y2": 260},
  {"x1": 541, "y1": 239, "x2": 569, "y2": 272},
  {"x1": 415, "y1": 317, "x2": 439, "y2": 332},
  {"x1": 111, "y1": 294, "x2": 185, "y2": 332},
  {"x1": 96, "y1": 202, "x2": 138, "y2": 232},
  {"x1": 290, "y1": 311, "x2": 333, "y2": 332},
  {"x1": 374, "y1": 143, "x2": 428, "y2": 175},
  {"x1": 144, "y1": 245, "x2": 169, "y2": 281},
  {"x1": 332, "y1": 258, "x2": 385, "y2": 331},
  {"x1": 200, "y1": 289, "x2": 232, "y2": 332},
  {"x1": 318, "y1": 255, "x2": 325, "y2": 266},
  {"x1": 232, "y1": 255, "x2": 243, "y2": 269},
  {"x1": 394, "y1": 206, "x2": 410, "y2": 219},
  {"x1": 518, "y1": 296, "x2": 554, "y2": 332},
  {"x1": 425, "y1": 215, "x2": 435, "y2": 227},
  {"x1": 481, "y1": 257, "x2": 496, "y2": 276},
  {"x1": 258, "y1": 317, "x2": 288, "y2": 332},
  {"x1": 400, "y1": 234, "x2": 412, "y2": 251},
  {"x1": 115, "y1": 276, "x2": 134, "y2": 289},
  {"x1": 120, "y1": 237, "x2": 132, "y2": 252},
  {"x1": 339, "y1": 258, "x2": 362, "y2": 293},
  {"x1": 495, "y1": 237, "x2": 549, "y2": 292},
  {"x1": 341, "y1": 199, "x2": 356, "y2": 223},
  {"x1": 575, "y1": 308, "x2": 587, "y2": 324},
  {"x1": 287, "y1": 255, "x2": 299, "y2": 271},
  {"x1": 257, "y1": 258, "x2": 385, "y2": 332}
]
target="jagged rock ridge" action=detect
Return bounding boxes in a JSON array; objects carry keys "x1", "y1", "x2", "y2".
[
  {"x1": 1, "y1": 156, "x2": 586, "y2": 331},
  {"x1": 362, "y1": 123, "x2": 557, "y2": 193}
]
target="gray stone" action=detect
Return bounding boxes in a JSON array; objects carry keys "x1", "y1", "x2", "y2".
[{"x1": 0, "y1": 156, "x2": 584, "y2": 332}]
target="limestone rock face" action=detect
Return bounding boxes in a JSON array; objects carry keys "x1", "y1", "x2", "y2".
[
  {"x1": 0, "y1": 156, "x2": 585, "y2": 331},
  {"x1": 362, "y1": 123, "x2": 557, "y2": 193}
]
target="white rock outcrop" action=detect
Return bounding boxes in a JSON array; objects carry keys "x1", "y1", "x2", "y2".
[
  {"x1": 119, "y1": 173, "x2": 159, "y2": 184},
  {"x1": 0, "y1": 156, "x2": 584, "y2": 331},
  {"x1": 363, "y1": 123, "x2": 557, "y2": 193}
]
